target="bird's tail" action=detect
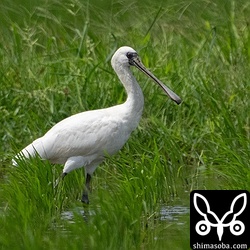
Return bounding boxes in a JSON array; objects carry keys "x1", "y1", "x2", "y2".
[{"x1": 12, "y1": 141, "x2": 41, "y2": 166}]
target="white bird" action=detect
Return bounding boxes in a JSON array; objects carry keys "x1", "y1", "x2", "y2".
[{"x1": 13, "y1": 46, "x2": 181, "y2": 204}]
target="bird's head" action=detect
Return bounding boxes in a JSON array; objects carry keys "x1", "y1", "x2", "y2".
[
  {"x1": 111, "y1": 46, "x2": 182, "y2": 105},
  {"x1": 111, "y1": 46, "x2": 138, "y2": 68}
]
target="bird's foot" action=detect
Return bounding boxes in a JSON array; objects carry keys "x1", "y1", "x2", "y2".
[{"x1": 81, "y1": 194, "x2": 89, "y2": 204}]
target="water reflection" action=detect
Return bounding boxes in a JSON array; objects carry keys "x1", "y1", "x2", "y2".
[
  {"x1": 159, "y1": 205, "x2": 189, "y2": 223},
  {"x1": 61, "y1": 205, "x2": 189, "y2": 224},
  {"x1": 61, "y1": 206, "x2": 94, "y2": 223}
]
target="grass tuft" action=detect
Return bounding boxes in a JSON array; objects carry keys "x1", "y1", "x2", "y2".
[{"x1": 0, "y1": 0, "x2": 249, "y2": 249}]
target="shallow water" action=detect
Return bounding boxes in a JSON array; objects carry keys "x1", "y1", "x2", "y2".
[
  {"x1": 61, "y1": 204, "x2": 190, "y2": 224},
  {"x1": 159, "y1": 205, "x2": 189, "y2": 222}
]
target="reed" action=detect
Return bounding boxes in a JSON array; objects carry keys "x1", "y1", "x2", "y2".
[{"x1": 0, "y1": 0, "x2": 249, "y2": 249}]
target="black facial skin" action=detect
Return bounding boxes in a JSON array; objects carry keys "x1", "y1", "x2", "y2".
[{"x1": 126, "y1": 52, "x2": 138, "y2": 65}]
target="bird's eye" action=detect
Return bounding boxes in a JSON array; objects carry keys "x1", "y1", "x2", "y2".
[
  {"x1": 126, "y1": 52, "x2": 138, "y2": 66},
  {"x1": 126, "y1": 52, "x2": 136, "y2": 59}
]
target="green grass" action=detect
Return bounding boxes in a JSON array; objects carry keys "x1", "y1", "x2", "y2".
[{"x1": 0, "y1": 0, "x2": 250, "y2": 249}]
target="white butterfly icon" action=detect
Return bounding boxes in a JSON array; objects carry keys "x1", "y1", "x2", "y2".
[{"x1": 193, "y1": 193, "x2": 247, "y2": 241}]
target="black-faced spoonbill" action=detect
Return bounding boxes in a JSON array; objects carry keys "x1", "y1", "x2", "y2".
[{"x1": 13, "y1": 46, "x2": 181, "y2": 204}]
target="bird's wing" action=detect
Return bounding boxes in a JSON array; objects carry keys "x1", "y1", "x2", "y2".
[{"x1": 36, "y1": 108, "x2": 128, "y2": 163}]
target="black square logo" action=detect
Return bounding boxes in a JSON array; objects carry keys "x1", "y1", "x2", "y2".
[{"x1": 190, "y1": 190, "x2": 250, "y2": 250}]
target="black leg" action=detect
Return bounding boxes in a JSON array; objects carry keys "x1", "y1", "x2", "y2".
[
  {"x1": 81, "y1": 173, "x2": 91, "y2": 204},
  {"x1": 61, "y1": 172, "x2": 67, "y2": 179},
  {"x1": 54, "y1": 172, "x2": 67, "y2": 188}
]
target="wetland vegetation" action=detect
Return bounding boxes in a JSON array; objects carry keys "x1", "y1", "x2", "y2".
[{"x1": 0, "y1": 0, "x2": 249, "y2": 249}]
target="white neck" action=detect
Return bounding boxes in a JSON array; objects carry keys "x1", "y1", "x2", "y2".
[{"x1": 113, "y1": 63, "x2": 144, "y2": 124}]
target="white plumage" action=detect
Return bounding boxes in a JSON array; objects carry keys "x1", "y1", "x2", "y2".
[{"x1": 13, "y1": 46, "x2": 181, "y2": 203}]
